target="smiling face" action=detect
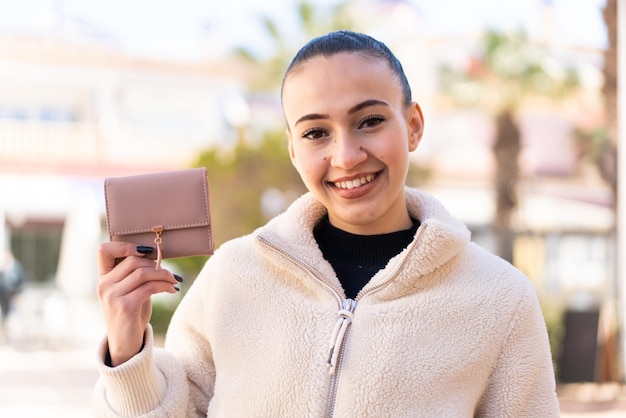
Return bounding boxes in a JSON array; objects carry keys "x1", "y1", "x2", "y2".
[{"x1": 282, "y1": 52, "x2": 424, "y2": 235}]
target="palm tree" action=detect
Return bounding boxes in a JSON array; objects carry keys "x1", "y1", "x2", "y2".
[
  {"x1": 234, "y1": 0, "x2": 355, "y2": 93},
  {"x1": 573, "y1": 0, "x2": 617, "y2": 203},
  {"x1": 597, "y1": 0, "x2": 619, "y2": 383},
  {"x1": 600, "y1": 0, "x2": 617, "y2": 199},
  {"x1": 439, "y1": 28, "x2": 578, "y2": 262}
]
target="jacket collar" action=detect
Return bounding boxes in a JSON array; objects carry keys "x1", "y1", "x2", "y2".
[{"x1": 255, "y1": 188, "x2": 471, "y2": 294}]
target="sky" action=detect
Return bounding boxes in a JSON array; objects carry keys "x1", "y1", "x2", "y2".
[{"x1": 0, "y1": 0, "x2": 608, "y2": 62}]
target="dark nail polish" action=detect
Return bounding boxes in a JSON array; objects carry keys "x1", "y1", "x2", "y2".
[
  {"x1": 137, "y1": 246, "x2": 154, "y2": 254},
  {"x1": 173, "y1": 285, "x2": 180, "y2": 292},
  {"x1": 174, "y1": 274, "x2": 184, "y2": 283}
]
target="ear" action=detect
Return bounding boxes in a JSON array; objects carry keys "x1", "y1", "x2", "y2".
[{"x1": 407, "y1": 102, "x2": 424, "y2": 152}]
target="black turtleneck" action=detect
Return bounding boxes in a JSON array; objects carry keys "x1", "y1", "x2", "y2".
[{"x1": 313, "y1": 215, "x2": 420, "y2": 299}]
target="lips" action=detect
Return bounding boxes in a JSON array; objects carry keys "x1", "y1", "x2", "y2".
[{"x1": 333, "y1": 174, "x2": 376, "y2": 189}]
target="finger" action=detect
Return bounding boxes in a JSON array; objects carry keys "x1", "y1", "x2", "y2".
[
  {"x1": 97, "y1": 266, "x2": 178, "y2": 309},
  {"x1": 114, "y1": 264, "x2": 179, "y2": 295},
  {"x1": 98, "y1": 255, "x2": 183, "y2": 298},
  {"x1": 118, "y1": 276, "x2": 179, "y2": 305},
  {"x1": 98, "y1": 241, "x2": 154, "y2": 275},
  {"x1": 116, "y1": 257, "x2": 184, "y2": 288}
]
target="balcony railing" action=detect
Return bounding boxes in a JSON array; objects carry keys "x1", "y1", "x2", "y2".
[{"x1": 0, "y1": 119, "x2": 198, "y2": 173}]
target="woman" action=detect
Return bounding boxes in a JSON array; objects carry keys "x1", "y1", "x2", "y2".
[{"x1": 94, "y1": 30, "x2": 559, "y2": 417}]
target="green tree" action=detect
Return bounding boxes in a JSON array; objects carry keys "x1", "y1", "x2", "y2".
[
  {"x1": 193, "y1": 130, "x2": 307, "y2": 247},
  {"x1": 164, "y1": 130, "x2": 307, "y2": 287},
  {"x1": 439, "y1": 28, "x2": 578, "y2": 262}
]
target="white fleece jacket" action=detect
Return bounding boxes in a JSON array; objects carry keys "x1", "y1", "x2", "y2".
[{"x1": 93, "y1": 188, "x2": 560, "y2": 417}]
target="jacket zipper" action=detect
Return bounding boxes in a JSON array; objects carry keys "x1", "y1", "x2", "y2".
[
  {"x1": 257, "y1": 236, "x2": 344, "y2": 303},
  {"x1": 324, "y1": 298, "x2": 356, "y2": 418},
  {"x1": 257, "y1": 236, "x2": 349, "y2": 417},
  {"x1": 258, "y1": 230, "x2": 423, "y2": 417},
  {"x1": 322, "y1": 229, "x2": 424, "y2": 417}
]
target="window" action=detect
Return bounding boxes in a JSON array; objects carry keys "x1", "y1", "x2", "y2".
[{"x1": 10, "y1": 220, "x2": 64, "y2": 284}]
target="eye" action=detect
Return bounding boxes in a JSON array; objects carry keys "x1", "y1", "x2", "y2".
[
  {"x1": 301, "y1": 127, "x2": 328, "y2": 140},
  {"x1": 358, "y1": 114, "x2": 385, "y2": 129}
]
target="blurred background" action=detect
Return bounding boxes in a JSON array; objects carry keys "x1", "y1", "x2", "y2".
[{"x1": 0, "y1": 0, "x2": 623, "y2": 416}]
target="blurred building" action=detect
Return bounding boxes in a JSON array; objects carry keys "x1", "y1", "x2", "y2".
[{"x1": 0, "y1": 34, "x2": 249, "y2": 285}]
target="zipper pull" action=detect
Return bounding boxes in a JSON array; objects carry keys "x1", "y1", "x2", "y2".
[{"x1": 327, "y1": 298, "x2": 357, "y2": 375}]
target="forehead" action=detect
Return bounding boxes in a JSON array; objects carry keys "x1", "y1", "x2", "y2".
[
  {"x1": 282, "y1": 53, "x2": 402, "y2": 118},
  {"x1": 284, "y1": 52, "x2": 395, "y2": 90}
]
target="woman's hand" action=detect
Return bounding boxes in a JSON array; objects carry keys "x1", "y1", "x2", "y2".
[{"x1": 96, "y1": 241, "x2": 181, "y2": 366}]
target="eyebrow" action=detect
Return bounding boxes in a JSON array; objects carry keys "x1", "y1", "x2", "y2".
[{"x1": 294, "y1": 99, "x2": 389, "y2": 126}]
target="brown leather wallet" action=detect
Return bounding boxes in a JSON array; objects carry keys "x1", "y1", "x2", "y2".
[{"x1": 104, "y1": 167, "x2": 214, "y2": 268}]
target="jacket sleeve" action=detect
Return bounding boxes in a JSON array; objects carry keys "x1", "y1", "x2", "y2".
[
  {"x1": 161, "y1": 265, "x2": 218, "y2": 417},
  {"x1": 476, "y1": 283, "x2": 560, "y2": 417},
  {"x1": 92, "y1": 325, "x2": 191, "y2": 417}
]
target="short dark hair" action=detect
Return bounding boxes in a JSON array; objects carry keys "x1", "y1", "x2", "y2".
[{"x1": 281, "y1": 30, "x2": 412, "y2": 107}]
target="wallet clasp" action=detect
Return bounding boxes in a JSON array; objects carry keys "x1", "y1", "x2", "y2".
[{"x1": 152, "y1": 226, "x2": 164, "y2": 270}]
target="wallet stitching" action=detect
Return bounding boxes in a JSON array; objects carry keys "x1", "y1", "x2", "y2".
[
  {"x1": 110, "y1": 222, "x2": 210, "y2": 235},
  {"x1": 200, "y1": 168, "x2": 213, "y2": 251},
  {"x1": 104, "y1": 179, "x2": 114, "y2": 239}
]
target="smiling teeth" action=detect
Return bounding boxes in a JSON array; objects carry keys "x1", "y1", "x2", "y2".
[{"x1": 334, "y1": 174, "x2": 375, "y2": 189}]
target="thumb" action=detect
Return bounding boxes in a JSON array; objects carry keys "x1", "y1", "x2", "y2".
[{"x1": 97, "y1": 241, "x2": 153, "y2": 275}]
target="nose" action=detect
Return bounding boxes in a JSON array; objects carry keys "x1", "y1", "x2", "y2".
[{"x1": 330, "y1": 132, "x2": 367, "y2": 169}]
